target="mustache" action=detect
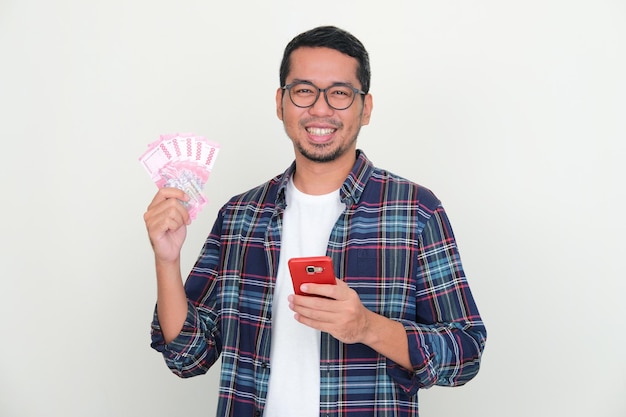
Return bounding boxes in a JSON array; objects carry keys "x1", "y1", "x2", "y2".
[{"x1": 299, "y1": 118, "x2": 343, "y2": 129}]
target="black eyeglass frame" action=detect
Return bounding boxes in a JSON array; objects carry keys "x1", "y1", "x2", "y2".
[{"x1": 282, "y1": 81, "x2": 366, "y2": 111}]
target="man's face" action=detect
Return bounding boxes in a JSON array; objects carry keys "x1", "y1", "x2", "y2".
[{"x1": 276, "y1": 47, "x2": 373, "y2": 164}]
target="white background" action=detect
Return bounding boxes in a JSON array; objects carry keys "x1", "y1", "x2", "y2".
[{"x1": 1, "y1": 1, "x2": 625, "y2": 416}]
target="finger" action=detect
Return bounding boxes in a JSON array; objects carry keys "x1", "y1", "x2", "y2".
[
  {"x1": 147, "y1": 187, "x2": 189, "y2": 210},
  {"x1": 144, "y1": 200, "x2": 190, "y2": 238},
  {"x1": 145, "y1": 188, "x2": 190, "y2": 220},
  {"x1": 146, "y1": 214, "x2": 184, "y2": 242},
  {"x1": 290, "y1": 295, "x2": 336, "y2": 320},
  {"x1": 300, "y1": 278, "x2": 343, "y2": 299},
  {"x1": 292, "y1": 304, "x2": 333, "y2": 326},
  {"x1": 145, "y1": 200, "x2": 188, "y2": 228},
  {"x1": 293, "y1": 313, "x2": 326, "y2": 332}
]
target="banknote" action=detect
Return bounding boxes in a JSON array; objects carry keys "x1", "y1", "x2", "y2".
[{"x1": 139, "y1": 133, "x2": 220, "y2": 220}]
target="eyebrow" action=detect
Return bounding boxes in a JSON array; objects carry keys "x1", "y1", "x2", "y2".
[{"x1": 290, "y1": 78, "x2": 357, "y2": 87}]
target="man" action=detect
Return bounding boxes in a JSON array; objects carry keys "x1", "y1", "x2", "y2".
[{"x1": 145, "y1": 25, "x2": 486, "y2": 417}]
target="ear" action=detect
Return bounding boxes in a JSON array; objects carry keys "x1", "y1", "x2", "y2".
[
  {"x1": 360, "y1": 93, "x2": 373, "y2": 126},
  {"x1": 275, "y1": 87, "x2": 284, "y2": 121}
]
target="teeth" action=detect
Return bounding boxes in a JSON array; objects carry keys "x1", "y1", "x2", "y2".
[{"x1": 307, "y1": 127, "x2": 335, "y2": 136}]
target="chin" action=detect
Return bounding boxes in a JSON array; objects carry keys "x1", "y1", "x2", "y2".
[{"x1": 298, "y1": 143, "x2": 344, "y2": 163}]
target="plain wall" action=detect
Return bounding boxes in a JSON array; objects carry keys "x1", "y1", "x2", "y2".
[{"x1": 1, "y1": 1, "x2": 625, "y2": 416}]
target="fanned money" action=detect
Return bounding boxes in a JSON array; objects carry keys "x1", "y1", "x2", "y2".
[{"x1": 139, "y1": 133, "x2": 220, "y2": 220}]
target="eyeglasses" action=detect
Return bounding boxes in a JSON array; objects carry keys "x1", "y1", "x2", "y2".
[{"x1": 282, "y1": 81, "x2": 366, "y2": 111}]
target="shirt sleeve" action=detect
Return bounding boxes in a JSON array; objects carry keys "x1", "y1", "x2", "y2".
[
  {"x1": 150, "y1": 212, "x2": 225, "y2": 378},
  {"x1": 150, "y1": 300, "x2": 221, "y2": 378},
  {"x1": 387, "y1": 206, "x2": 487, "y2": 394}
]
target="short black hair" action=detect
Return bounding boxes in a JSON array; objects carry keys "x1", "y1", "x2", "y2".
[{"x1": 279, "y1": 26, "x2": 371, "y2": 94}]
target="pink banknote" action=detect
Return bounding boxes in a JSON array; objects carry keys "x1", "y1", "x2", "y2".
[{"x1": 139, "y1": 133, "x2": 220, "y2": 220}]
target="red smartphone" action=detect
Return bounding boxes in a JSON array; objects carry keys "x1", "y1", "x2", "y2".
[{"x1": 288, "y1": 256, "x2": 336, "y2": 296}]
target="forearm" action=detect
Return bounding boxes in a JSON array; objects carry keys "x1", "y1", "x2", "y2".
[
  {"x1": 155, "y1": 258, "x2": 188, "y2": 344},
  {"x1": 362, "y1": 310, "x2": 412, "y2": 370}
]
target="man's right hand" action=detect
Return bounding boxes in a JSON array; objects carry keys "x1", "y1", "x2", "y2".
[{"x1": 143, "y1": 187, "x2": 191, "y2": 264}]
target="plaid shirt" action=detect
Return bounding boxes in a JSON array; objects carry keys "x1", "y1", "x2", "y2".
[{"x1": 151, "y1": 150, "x2": 487, "y2": 417}]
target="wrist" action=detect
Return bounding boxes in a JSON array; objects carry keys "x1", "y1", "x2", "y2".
[
  {"x1": 360, "y1": 309, "x2": 382, "y2": 346},
  {"x1": 155, "y1": 256, "x2": 182, "y2": 281}
]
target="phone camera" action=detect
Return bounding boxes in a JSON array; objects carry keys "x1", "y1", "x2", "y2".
[{"x1": 306, "y1": 266, "x2": 315, "y2": 274}]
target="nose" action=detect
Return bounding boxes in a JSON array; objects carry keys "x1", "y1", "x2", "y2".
[{"x1": 308, "y1": 91, "x2": 334, "y2": 116}]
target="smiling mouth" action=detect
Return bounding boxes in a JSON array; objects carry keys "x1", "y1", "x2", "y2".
[{"x1": 306, "y1": 127, "x2": 336, "y2": 136}]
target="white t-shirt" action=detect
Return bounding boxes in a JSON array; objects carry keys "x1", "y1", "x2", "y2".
[{"x1": 263, "y1": 178, "x2": 345, "y2": 417}]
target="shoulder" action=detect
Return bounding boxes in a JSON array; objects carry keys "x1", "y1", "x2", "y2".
[
  {"x1": 366, "y1": 166, "x2": 442, "y2": 213},
  {"x1": 220, "y1": 172, "x2": 285, "y2": 212}
]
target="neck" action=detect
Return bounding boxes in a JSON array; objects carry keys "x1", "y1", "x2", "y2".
[{"x1": 292, "y1": 151, "x2": 356, "y2": 195}]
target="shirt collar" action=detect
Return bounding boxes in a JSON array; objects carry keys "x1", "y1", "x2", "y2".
[{"x1": 276, "y1": 149, "x2": 374, "y2": 207}]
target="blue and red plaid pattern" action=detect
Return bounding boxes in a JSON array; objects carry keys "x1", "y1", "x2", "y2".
[{"x1": 151, "y1": 150, "x2": 487, "y2": 416}]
